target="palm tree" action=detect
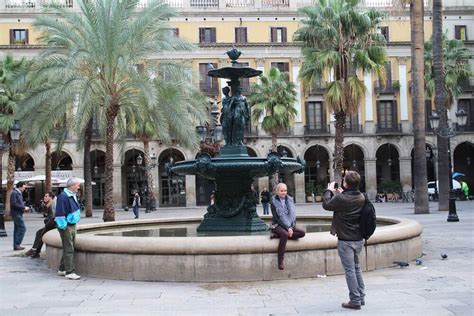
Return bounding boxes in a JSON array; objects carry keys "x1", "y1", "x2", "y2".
[
  {"x1": 247, "y1": 67, "x2": 297, "y2": 188},
  {"x1": 125, "y1": 65, "x2": 208, "y2": 207},
  {"x1": 410, "y1": 0, "x2": 429, "y2": 214},
  {"x1": 295, "y1": 0, "x2": 386, "y2": 184},
  {"x1": 0, "y1": 54, "x2": 28, "y2": 217},
  {"x1": 425, "y1": 35, "x2": 472, "y2": 211},
  {"x1": 30, "y1": 0, "x2": 195, "y2": 221}
]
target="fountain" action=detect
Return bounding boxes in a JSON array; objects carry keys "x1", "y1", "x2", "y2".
[
  {"x1": 168, "y1": 48, "x2": 305, "y2": 232},
  {"x1": 43, "y1": 49, "x2": 424, "y2": 282}
]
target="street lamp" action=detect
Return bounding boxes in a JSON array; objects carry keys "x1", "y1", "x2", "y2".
[
  {"x1": 136, "y1": 151, "x2": 159, "y2": 213},
  {"x1": 429, "y1": 109, "x2": 467, "y2": 222},
  {"x1": 0, "y1": 121, "x2": 22, "y2": 237}
]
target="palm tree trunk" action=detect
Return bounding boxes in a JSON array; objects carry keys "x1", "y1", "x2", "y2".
[
  {"x1": 103, "y1": 104, "x2": 119, "y2": 222},
  {"x1": 433, "y1": 0, "x2": 449, "y2": 212},
  {"x1": 83, "y1": 119, "x2": 93, "y2": 217},
  {"x1": 45, "y1": 141, "x2": 52, "y2": 193},
  {"x1": 4, "y1": 147, "x2": 16, "y2": 218},
  {"x1": 411, "y1": 0, "x2": 429, "y2": 214},
  {"x1": 271, "y1": 133, "x2": 278, "y2": 189},
  {"x1": 333, "y1": 111, "x2": 346, "y2": 184}
]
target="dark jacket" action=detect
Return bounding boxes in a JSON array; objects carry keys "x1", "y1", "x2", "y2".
[
  {"x1": 260, "y1": 190, "x2": 270, "y2": 203},
  {"x1": 322, "y1": 189, "x2": 365, "y2": 241},
  {"x1": 10, "y1": 188, "x2": 26, "y2": 215}
]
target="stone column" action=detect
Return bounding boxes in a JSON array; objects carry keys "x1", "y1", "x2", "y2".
[
  {"x1": 399, "y1": 157, "x2": 412, "y2": 192},
  {"x1": 291, "y1": 58, "x2": 302, "y2": 123},
  {"x1": 185, "y1": 175, "x2": 196, "y2": 207},
  {"x1": 294, "y1": 172, "x2": 305, "y2": 204},
  {"x1": 364, "y1": 71, "x2": 375, "y2": 134},
  {"x1": 364, "y1": 158, "x2": 377, "y2": 200},
  {"x1": 113, "y1": 163, "x2": 122, "y2": 209},
  {"x1": 398, "y1": 58, "x2": 410, "y2": 133}
]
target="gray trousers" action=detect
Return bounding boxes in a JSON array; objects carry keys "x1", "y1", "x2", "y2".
[
  {"x1": 59, "y1": 225, "x2": 77, "y2": 274},
  {"x1": 337, "y1": 239, "x2": 365, "y2": 305}
]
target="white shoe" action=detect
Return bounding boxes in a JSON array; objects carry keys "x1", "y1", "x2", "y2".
[
  {"x1": 65, "y1": 273, "x2": 81, "y2": 280},
  {"x1": 57, "y1": 270, "x2": 66, "y2": 276}
]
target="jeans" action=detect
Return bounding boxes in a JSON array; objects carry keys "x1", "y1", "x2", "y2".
[
  {"x1": 59, "y1": 225, "x2": 77, "y2": 274},
  {"x1": 32, "y1": 220, "x2": 56, "y2": 253},
  {"x1": 262, "y1": 202, "x2": 270, "y2": 215},
  {"x1": 133, "y1": 206, "x2": 139, "y2": 218},
  {"x1": 273, "y1": 225, "x2": 306, "y2": 265},
  {"x1": 337, "y1": 239, "x2": 365, "y2": 305},
  {"x1": 12, "y1": 212, "x2": 26, "y2": 248}
]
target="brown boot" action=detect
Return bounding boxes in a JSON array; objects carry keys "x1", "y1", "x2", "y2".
[{"x1": 342, "y1": 302, "x2": 361, "y2": 310}]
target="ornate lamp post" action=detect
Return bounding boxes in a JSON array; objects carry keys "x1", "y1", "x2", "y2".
[
  {"x1": 429, "y1": 109, "x2": 468, "y2": 222},
  {"x1": 136, "y1": 151, "x2": 159, "y2": 212},
  {"x1": 0, "y1": 121, "x2": 21, "y2": 237},
  {"x1": 196, "y1": 99, "x2": 223, "y2": 157}
]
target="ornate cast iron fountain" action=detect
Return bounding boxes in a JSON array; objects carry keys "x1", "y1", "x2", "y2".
[{"x1": 169, "y1": 48, "x2": 305, "y2": 232}]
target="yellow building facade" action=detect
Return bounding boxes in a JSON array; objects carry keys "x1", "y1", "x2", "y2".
[{"x1": 0, "y1": 0, "x2": 473, "y2": 208}]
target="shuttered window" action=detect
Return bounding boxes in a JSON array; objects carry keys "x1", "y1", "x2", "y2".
[
  {"x1": 270, "y1": 27, "x2": 287, "y2": 43},
  {"x1": 199, "y1": 28, "x2": 216, "y2": 44},
  {"x1": 235, "y1": 27, "x2": 247, "y2": 43},
  {"x1": 9, "y1": 29, "x2": 29, "y2": 44}
]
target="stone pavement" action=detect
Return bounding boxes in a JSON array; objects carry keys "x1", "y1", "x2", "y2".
[{"x1": 0, "y1": 201, "x2": 473, "y2": 315}]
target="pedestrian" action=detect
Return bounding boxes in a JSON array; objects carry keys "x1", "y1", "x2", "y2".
[
  {"x1": 461, "y1": 181, "x2": 469, "y2": 200},
  {"x1": 55, "y1": 177, "x2": 81, "y2": 280},
  {"x1": 260, "y1": 186, "x2": 270, "y2": 215},
  {"x1": 322, "y1": 171, "x2": 366, "y2": 310},
  {"x1": 25, "y1": 192, "x2": 56, "y2": 258},
  {"x1": 132, "y1": 192, "x2": 141, "y2": 219},
  {"x1": 270, "y1": 183, "x2": 305, "y2": 270},
  {"x1": 11, "y1": 181, "x2": 30, "y2": 250}
]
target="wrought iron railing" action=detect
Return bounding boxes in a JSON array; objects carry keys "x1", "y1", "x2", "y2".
[
  {"x1": 304, "y1": 124, "x2": 330, "y2": 135},
  {"x1": 375, "y1": 123, "x2": 402, "y2": 134}
]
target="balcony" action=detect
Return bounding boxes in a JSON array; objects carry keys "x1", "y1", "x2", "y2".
[
  {"x1": 344, "y1": 124, "x2": 363, "y2": 134},
  {"x1": 244, "y1": 124, "x2": 258, "y2": 138},
  {"x1": 374, "y1": 80, "x2": 399, "y2": 95},
  {"x1": 4, "y1": 0, "x2": 73, "y2": 8},
  {"x1": 375, "y1": 123, "x2": 402, "y2": 134},
  {"x1": 304, "y1": 124, "x2": 330, "y2": 136},
  {"x1": 308, "y1": 81, "x2": 328, "y2": 95}
]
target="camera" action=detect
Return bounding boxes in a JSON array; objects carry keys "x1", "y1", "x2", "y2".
[{"x1": 334, "y1": 182, "x2": 339, "y2": 189}]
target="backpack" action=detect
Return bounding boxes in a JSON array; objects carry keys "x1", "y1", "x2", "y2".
[{"x1": 359, "y1": 193, "x2": 376, "y2": 241}]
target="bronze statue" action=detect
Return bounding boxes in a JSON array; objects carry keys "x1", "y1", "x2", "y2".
[{"x1": 220, "y1": 85, "x2": 249, "y2": 146}]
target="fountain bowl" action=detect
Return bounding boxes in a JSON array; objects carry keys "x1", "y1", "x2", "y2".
[{"x1": 43, "y1": 215, "x2": 422, "y2": 282}]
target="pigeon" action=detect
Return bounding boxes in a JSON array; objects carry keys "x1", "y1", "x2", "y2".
[
  {"x1": 393, "y1": 261, "x2": 409, "y2": 268},
  {"x1": 207, "y1": 63, "x2": 215, "y2": 71},
  {"x1": 415, "y1": 259, "x2": 423, "y2": 265},
  {"x1": 441, "y1": 253, "x2": 448, "y2": 260}
]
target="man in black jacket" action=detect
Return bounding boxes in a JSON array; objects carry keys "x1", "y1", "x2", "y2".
[
  {"x1": 322, "y1": 171, "x2": 366, "y2": 310},
  {"x1": 25, "y1": 192, "x2": 56, "y2": 258},
  {"x1": 11, "y1": 182, "x2": 30, "y2": 250}
]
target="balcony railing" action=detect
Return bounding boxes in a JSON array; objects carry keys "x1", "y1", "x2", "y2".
[
  {"x1": 262, "y1": 0, "x2": 289, "y2": 7},
  {"x1": 304, "y1": 124, "x2": 330, "y2": 136},
  {"x1": 374, "y1": 80, "x2": 399, "y2": 94},
  {"x1": 375, "y1": 123, "x2": 402, "y2": 134},
  {"x1": 308, "y1": 81, "x2": 328, "y2": 95},
  {"x1": 199, "y1": 84, "x2": 219, "y2": 96},
  {"x1": 225, "y1": 0, "x2": 254, "y2": 7},
  {"x1": 191, "y1": 0, "x2": 218, "y2": 7},
  {"x1": 344, "y1": 124, "x2": 363, "y2": 134},
  {"x1": 137, "y1": 0, "x2": 184, "y2": 8},
  {"x1": 244, "y1": 124, "x2": 258, "y2": 137}
]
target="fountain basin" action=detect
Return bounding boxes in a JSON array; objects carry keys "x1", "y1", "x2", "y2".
[{"x1": 43, "y1": 215, "x2": 422, "y2": 282}]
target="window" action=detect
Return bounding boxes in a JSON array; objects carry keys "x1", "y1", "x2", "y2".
[
  {"x1": 455, "y1": 25, "x2": 467, "y2": 41},
  {"x1": 270, "y1": 27, "x2": 287, "y2": 43},
  {"x1": 9, "y1": 29, "x2": 28, "y2": 45},
  {"x1": 345, "y1": 113, "x2": 359, "y2": 132},
  {"x1": 306, "y1": 102, "x2": 326, "y2": 131},
  {"x1": 377, "y1": 100, "x2": 397, "y2": 131},
  {"x1": 199, "y1": 63, "x2": 218, "y2": 95},
  {"x1": 240, "y1": 62, "x2": 250, "y2": 94},
  {"x1": 199, "y1": 27, "x2": 216, "y2": 44},
  {"x1": 270, "y1": 62, "x2": 289, "y2": 73},
  {"x1": 379, "y1": 26, "x2": 389, "y2": 42},
  {"x1": 458, "y1": 99, "x2": 474, "y2": 131},
  {"x1": 378, "y1": 61, "x2": 392, "y2": 88},
  {"x1": 235, "y1": 27, "x2": 247, "y2": 43}
]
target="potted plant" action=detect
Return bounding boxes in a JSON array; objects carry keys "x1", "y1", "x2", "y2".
[
  {"x1": 392, "y1": 80, "x2": 400, "y2": 91},
  {"x1": 314, "y1": 184, "x2": 324, "y2": 202},
  {"x1": 305, "y1": 184, "x2": 314, "y2": 203},
  {"x1": 378, "y1": 180, "x2": 402, "y2": 201}
]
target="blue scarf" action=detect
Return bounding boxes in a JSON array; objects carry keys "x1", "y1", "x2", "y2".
[{"x1": 271, "y1": 195, "x2": 296, "y2": 228}]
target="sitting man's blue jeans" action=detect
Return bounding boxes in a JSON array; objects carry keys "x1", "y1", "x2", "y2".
[
  {"x1": 12, "y1": 212, "x2": 26, "y2": 248},
  {"x1": 337, "y1": 239, "x2": 365, "y2": 305}
]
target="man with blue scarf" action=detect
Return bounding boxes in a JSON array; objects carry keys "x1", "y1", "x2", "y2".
[{"x1": 55, "y1": 178, "x2": 81, "y2": 280}]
